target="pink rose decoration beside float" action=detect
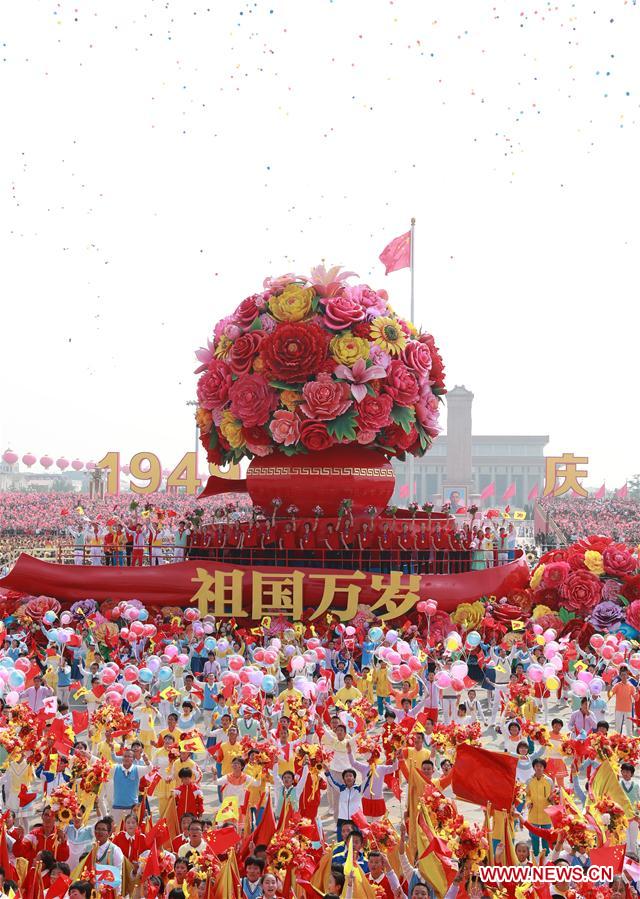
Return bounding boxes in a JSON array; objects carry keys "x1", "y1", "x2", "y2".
[
  {"x1": 602, "y1": 543, "x2": 637, "y2": 577},
  {"x1": 300, "y1": 373, "x2": 353, "y2": 421}
]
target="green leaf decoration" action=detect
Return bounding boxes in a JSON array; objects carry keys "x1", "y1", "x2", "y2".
[
  {"x1": 248, "y1": 317, "x2": 263, "y2": 332},
  {"x1": 269, "y1": 380, "x2": 304, "y2": 391},
  {"x1": 557, "y1": 607, "x2": 575, "y2": 623},
  {"x1": 390, "y1": 404, "x2": 416, "y2": 434},
  {"x1": 326, "y1": 410, "x2": 358, "y2": 442},
  {"x1": 209, "y1": 429, "x2": 219, "y2": 450}
]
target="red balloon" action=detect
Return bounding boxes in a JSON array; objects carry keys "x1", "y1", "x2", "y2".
[{"x1": 601, "y1": 645, "x2": 614, "y2": 660}]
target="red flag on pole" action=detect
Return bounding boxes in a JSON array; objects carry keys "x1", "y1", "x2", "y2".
[
  {"x1": 379, "y1": 231, "x2": 411, "y2": 275},
  {"x1": 594, "y1": 483, "x2": 606, "y2": 499},
  {"x1": 502, "y1": 483, "x2": 516, "y2": 502},
  {"x1": 616, "y1": 483, "x2": 628, "y2": 499},
  {"x1": 480, "y1": 482, "x2": 495, "y2": 500},
  {"x1": 143, "y1": 839, "x2": 161, "y2": 878},
  {"x1": 452, "y1": 744, "x2": 517, "y2": 811},
  {"x1": 589, "y1": 844, "x2": 625, "y2": 874},
  {"x1": 527, "y1": 483, "x2": 539, "y2": 501}
]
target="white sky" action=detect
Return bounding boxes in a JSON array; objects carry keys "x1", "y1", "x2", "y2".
[{"x1": 0, "y1": 0, "x2": 639, "y2": 487}]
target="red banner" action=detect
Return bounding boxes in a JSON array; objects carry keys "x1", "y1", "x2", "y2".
[{"x1": 0, "y1": 553, "x2": 529, "y2": 621}]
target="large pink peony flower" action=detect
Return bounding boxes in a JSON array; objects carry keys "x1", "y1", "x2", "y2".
[
  {"x1": 560, "y1": 570, "x2": 602, "y2": 612},
  {"x1": 402, "y1": 340, "x2": 432, "y2": 378},
  {"x1": 323, "y1": 294, "x2": 366, "y2": 331},
  {"x1": 602, "y1": 543, "x2": 637, "y2": 577},
  {"x1": 269, "y1": 410, "x2": 301, "y2": 446},
  {"x1": 299, "y1": 372, "x2": 353, "y2": 420},
  {"x1": 626, "y1": 599, "x2": 640, "y2": 632},
  {"x1": 415, "y1": 382, "x2": 440, "y2": 435},
  {"x1": 382, "y1": 359, "x2": 420, "y2": 407},
  {"x1": 343, "y1": 284, "x2": 388, "y2": 318},
  {"x1": 228, "y1": 373, "x2": 279, "y2": 427},
  {"x1": 541, "y1": 561, "x2": 570, "y2": 588},
  {"x1": 197, "y1": 360, "x2": 233, "y2": 411}
]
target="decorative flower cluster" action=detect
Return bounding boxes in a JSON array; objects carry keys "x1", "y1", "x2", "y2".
[
  {"x1": 194, "y1": 266, "x2": 446, "y2": 465},
  {"x1": 70, "y1": 755, "x2": 112, "y2": 794},
  {"x1": 550, "y1": 807, "x2": 596, "y2": 854},
  {"x1": 429, "y1": 722, "x2": 482, "y2": 756},
  {"x1": 266, "y1": 815, "x2": 315, "y2": 879},
  {"x1": 530, "y1": 535, "x2": 639, "y2": 617},
  {"x1": 49, "y1": 784, "x2": 81, "y2": 823}
]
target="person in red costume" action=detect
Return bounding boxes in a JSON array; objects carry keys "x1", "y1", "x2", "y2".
[
  {"x1": 111, "y1": 812, "x2": 146, "y2": 861},
  {"x1": 13, "y1": 807, "x2": 69, "y2": 864},
  {"x1": 174, "y1": 767, "x2": 204, "y2": 818}
]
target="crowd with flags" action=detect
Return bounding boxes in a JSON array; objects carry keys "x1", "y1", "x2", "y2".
[{"x1": 0, "y1": 530, "x2": 639, "y2": 899}]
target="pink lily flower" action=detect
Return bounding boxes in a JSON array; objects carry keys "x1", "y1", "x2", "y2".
[
  {"x1": 334, "y1": 358, "x2": 387, "y2": 402},
  {"x1": 193, "y1": 339, "x2": 215, "y2": 374}
]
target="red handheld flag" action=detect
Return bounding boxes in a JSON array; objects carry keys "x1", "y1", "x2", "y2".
[
  {"x1": 589, "y1": 844, "x2": 625, "y2": 875},
  {"x1": 452, "y1": 744, "x2": 517, "y2": 811},
  {"x1": 143, "y1": 840, "x2": 161, "y2": 878}
]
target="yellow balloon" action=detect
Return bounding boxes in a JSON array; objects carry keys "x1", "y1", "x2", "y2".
[
  {"x1": 545, "y1": 675, "x2": 560, "y2": 691},
  {"x1": 445, "y1": 638, "x2": 459, "y2": 651},
  {"x1": 536, "y1": 635, "x2": 545, "y2": 645}
]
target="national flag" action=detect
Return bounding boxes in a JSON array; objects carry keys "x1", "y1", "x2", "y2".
[
  {"x1": 179, "y1": 735, "x2": 206, "y2": 754},
  {"x1": 251, "y1": 796, "x2": 276, "y2": 848},
  {"x1": 343, "y1": 838, "x2": 377, "y2": 899},
  {"x1": 527, "y1": 483, "x2": 539, "y2": 501},
  {"x1": 143, "y1": 839, "x2": 161, "y2": 878},
  {"x1": 144, "y1": 817, "x2": 171, "y2": 850},
  {"x1": 49, "y1": 717, "x2": 74, "y2": 755},
  {"x1": 215, "y1": 796, "x2": 239, "y2": 826},
  {"x1": 72, "y1": 710, "x2": 89, "y2": 734},
  {"x1": 589, "y1": 760, "x2": 633, "y2": 815},
  {"x1": 18, "y1": 784, "x2": 37, "y2": 808},
  {"x1": 44, "y1": 874, "x2": 72, "y2": 898},
  {"x1": 452, "y1": 744, "x2": 517, "y2": 811},
  {"x1": 379, "y1": 230, "x2": 411, "y2": 275},
  {"x1": 308, "y1": 846, "x2": 334, "y2": 896},
  {"x1": 589, "y1": 844, "x2": 625, "y2": 875},
  {"x1": 206, "y1": 825, "x2": 241, "y2": 855},
  {"x1": 480, "y1": 482, "x2": 495, "y2": 500},
  {"x1": 416, "y1": 821, "x2": 456, "y2": 898},
  {"x1": 616, "y1": 483, "x2": 629, "y2": 499},
  {"x1": 594, "y1": 483, "x2": 606, "y2": 500},
  {"x1": 502, "y1": 483, "x2": 516, "y2": 501},
  {"x1": 0, "y1": 824, "x2": 16, "y2": 881}
]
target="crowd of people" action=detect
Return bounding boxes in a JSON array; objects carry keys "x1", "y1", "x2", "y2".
[
  {"x1": 0, "y1": 573, "x2": 638, "y2": 898},
  {"x1": 541, "y1": 496, "x2": 640, "y2": 545}
]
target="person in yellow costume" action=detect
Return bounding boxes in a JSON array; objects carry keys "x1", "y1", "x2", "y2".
[
  {"x1": 216, "y1": 725, "x2": 244, "y2": 776},
  {"x1": 334, "y1": 673, "x2": 362, "y2": 707},
  {"x1": 279, "y1": 676, "x2": 303, "y2": 715},
  {"x1": 356, "y1": 667, "x2": 374, "y2": 702},
  {"x1": 372, "y1": 663, "x2": 391, "y2": 717}
]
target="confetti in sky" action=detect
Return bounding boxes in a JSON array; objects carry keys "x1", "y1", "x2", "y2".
[{"x1": 0, "y1": 0, "x2": 639, "y2": 482}]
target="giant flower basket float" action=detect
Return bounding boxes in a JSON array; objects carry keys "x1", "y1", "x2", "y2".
[{"x1": 195, "y1": 265, "x2": 445, "y2": 514}]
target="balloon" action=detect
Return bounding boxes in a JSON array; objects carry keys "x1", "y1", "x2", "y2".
[
  {"x1": 303, "y1": 651, "x2": 317, "y2": 665},
  {"x1": 451, "y1": 678, "x2": 465, "y2": 692},
  {"x1": 450, "y1": 662, "x2": 468, "y2": 680},
  {"x1": 22, "y1": 452, "x2": 36, "y2": 467},
  {"x1": 60, "y1": 612, "x2": 72, "y2": 625},
  {"x1": 398, "y1": 664, "x2": 412, "y2": 680},
  {"x1": 101, "y1": 668, "x2": 116, "y2": 685},
  {"x1": 229, "y1": 656, "x2": 244, "y2": 672},
  {"x1": 385, "y1": 630, "x2": 398, "y2": 645},
  {"x1": 416, "y1": 601, "x2": 428, "y2": 613},
  {"x1": 138, "y1": 608, "x2": 149, "y2": 622},
  {"x1": 0, "y1": 658, "x2": 14, "y2": 670},
  {"x1": 143, "y1": 625, "x2": 157, "y2": 639},
  {"x1": 8, "y1": 670, "x2": 25, "y2": 688},
  {"x1": 261, "y1": 674, "x2": 277, "y2": 694},
  {"x1": 184, "y1": 608, "x2": 199, "y2": 622},
  {"x1": 263, "y1": 650, "x2": 277, "y2": 665},
  {"x1": 386, "y1": 650, "x2": 401, "y2": 666},
  {"x1": 124, "y1": 685, "x2": 142, "y2": 704},
  {"x1": 612, "y1": 652, "x2": 625, "y2": 666},
  {"x1": 542, "y1": 664, "x2": 556, "y2": 679},
  {"x1": 629, "y1": 654, "x2": 640, "y2": 672},
  {"x1": 408, "y1": 656, "x2": 421, "y2": 672},
  {"x1": 543, "y1": 644, "x2": 559, "y2": 660},
  {"x1": 291, "y1": 656, "x2": 306, "y2": 673},
  {"x1": 589, "y1": 677, "x2": 605, "y2": 695},
  {"x1": 445, "y1": 632, "x2": 462, "y2": 652},
  {"x1": 543, "y1": 629, "x2": 557, "y2": 642},
  {"x1": 146, "y1": 656, "x2": 161, "y2": 673},
  {"x1": 248, "y1": 669, "x2": 264, "y2": 687},
  {"x1": 270, "y1": 639, "x2": 281, "y2": 651},
  {"x1": 527, "y1": 664, "x2": 544, "y2": 684},
  {"x1": 434, "y1": 672, "x2": 452, "y2": 689},
  {"x1": 396, "y1": 640, "x2": 411, "y2": 657},
  {"x1": 532, "y1": 624, "x2": 543, "y2": 635},
  {"x1": 165, "y1": 645, "x2": 179, "y2": 660},
  {"x1": 217, "y1": 639, "x2": 230, "y2": 653},
  {"x1": 157, "y1": 666, "x2": 173, "y2": 682},
  {"x1": 307, "y1": 638, "x2": 321, "y2": 650},
  {"x1": 572, "y1": 681, "x2": 588, "y2": 697},
  {"x1": 424, "y1": 599, "x2": 438, "y2": 615},
  {"x1": 106, "y1": 690, "x2": 122, "y2": 707},
  {"x1": 58, "y1": 630, "x2": 71, "y2": 644},
  {"x1": 138, "y1": 668, "x2": 153, "y2": 683},
  {"x1": 577, "y1": 671, "x2": 593, "y2": 684},
  {"x1": 466, "y1": 631, "x2": 481, "y2": 647},
  {"x1": 316, "y1": 677, "x2": 329, "y2": 693},
  {"x1": 345, "y1": 626, "x2": 356, "y2": 637},
  {"x1": 130, "y1": 621, "x2": 145, "y2": 637},
  {"x1": 43, "y1": 611, "x2": 57, "y2": 625},
  {"x1": 545, "y1": 675, "x2": 560, "y2": 691},
  {"x1": 5, "y1": 691, "x2": 19, "y2": 707},
  {"x1": 368, "y1": 627, "x2": 383, "y2": 644},
  {"x1": 389, "y1": 667, "x2": 402, "y2": 682},
  {"x1": 14, "y1": 658, "x2": 30, "y2": 673},
  {"x1": 590, "y1": 634, "x2": 605, "y2": 650},
  {"x1": 601, "y1": 645, "x2": 614, "y2": 660}
]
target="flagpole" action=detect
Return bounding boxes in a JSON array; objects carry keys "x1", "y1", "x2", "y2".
[
  {"x1": 410, "y1": 217, "x2": 415, "y2": 322},
  {"x1": 409, "y1": 217, "x2": 415, "y2": 502}
]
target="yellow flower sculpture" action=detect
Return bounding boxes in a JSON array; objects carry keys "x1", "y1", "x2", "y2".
[
  {"x1": 220, "y1": 411, "x2": 245, "y2": 449},
  {"x1": 584, "y1": 550, "x2": 605, "y2": 576},
  {"x1": 330, "y1": 332, "x2": 370, "y2": 366},
  {"x1": 530, "y1": 565, "x2": 545, "y2": 590},
  {"x1": 269, "y1": 284, "x2": 314, "y2": 322},
  {"x1": 370, "y1": 316, "x2": 407, "y2": 355},
  {"x1": 451, "y1": 601, "x2": 485, "y2": 630}
]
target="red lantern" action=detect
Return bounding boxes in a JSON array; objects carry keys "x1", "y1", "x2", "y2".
[
  {"x1": 71, "y1": 459, "x2": 84, "y2": 471},
  {"x1": 56, "y1": 457, "x2": 70, "y2": 471},
  {"x1": 40, "y1": 455, "x2": 53, "y2": 469},
  {"x1": 2, "y1": 449, "x2": 18, "y2": 465},
  {"x1": 22, "y1": 452, "x2": 36, "y2": 467},
  {"x1": 86, "y1": 461, "x2": 96, "y2": 470}
]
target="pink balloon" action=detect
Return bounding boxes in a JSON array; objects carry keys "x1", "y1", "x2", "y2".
[
  {"x1": 124, "y1": 685, "x2": 142, "y2": 703},
  {"x1": 450, "y1": 661, "x2": 468, "y2": 680},
  {"x1": 143, "y1": 624, "x2": 157, "y2": 638},
  {"x1": 629, "y1": 654, "x2": 640, "y2": 672},
  {"x1": 130, "y1": 621, "x2": 145, "y2": 637},
  {"x1": 184, "y1": 608, "x2": 200, "y2": 622},
  {"x1": 577, "y1": 671, "x2": 593, "y2": 684},
  {"x1": 601, "y1": 645, "x2": 614, "y2": 660},
  {"x1": 386, "y1": 650, "x2": 401, "y2": 666},
  {"x1": 390, "y1": 667, "x2": 403, "y2": 681},
  {"x1": 253, "y1": 649, "x2": 265, "y2": 663},
  {"x1": 424, "y1": 600, "x2": 438, "y2": 616},
  {"x1": 165, "y1": 645, "x2": 179, "y2": 659},
  {"x1": 123, "y1": 666, "x2": 139, "y2": 683},
  {"x1": 527, "y1": 664, "x2": 544, "y2": 683},
  {"x1": 451, "y1": 678, "x2": 465, "y2": 692},
  {"x1": 612, "y1": 651, "x2": 625, "y2": 666},
  {"x1": 572, "y1": 681, "x2": 588, "y2": 698},
  {"x1": 590, "y1": 634, "x2": 605, "y2": 650},
  {"x1": 435, "y1": 671, "x2": 451, "y2": 689},
  {"x1": 239, "y1": 669, "x2": 251, "y2": 684},
  {"x1": 101, "y1": 668, "x2": 116, "y2": 685},
  {"x1": 177, "y1": 654, "x2": 189, "y2": 666},
  {"x1": 5, "y1": 691, "x2": 19, "y2": 707},
  {"x1": 408, "y1": 656, "x2": 421, "y2": 672},
  {"x1": 291, "y1": 656, "x2": 306, "y2": 672},
  {"x1": 398, "y1": 663, "x2": 412, "y2": 680},
  {"x1": 307, "y1": 638, "x2": 321, "y2": 650},
  {"x1": 263, "y1": 650, "x2": 277, "y2": 665},
  {"x1": 229, "y1": 656, "x2": 244, "y2": 672}
]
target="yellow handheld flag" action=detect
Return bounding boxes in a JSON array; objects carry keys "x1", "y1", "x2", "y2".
[
  {"x1": 513, "y1": 510, "x2": 527, "y2": 521},
  {"x1": 215, "y1": 795, "x2": 239, "y2": 825},
  {"x1": 180, "y1": 735, "x2": 206, "y2": 754}
]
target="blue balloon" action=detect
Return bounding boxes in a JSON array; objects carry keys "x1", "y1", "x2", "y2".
[
  {"x1": 138, "y1": 608, "x2": 149, "y2": 621},
  {"x1": 138, "y1": 668, "x2": 154, "y2": 683},
  {"x1": 204, "y1": 637, "x2": 217, "y2": 651},
  {"x1": 0, "y1": 658, "x2": 14, "y2": 670},
  {"x1": 8, "y1": 670, "x2": 25, "y2": 688},
  {"x1": 368, "y1": 627, "x2": 383, "y2": 644},
  {"x1": 157, "y1": 666, "x2": 173, "y2": 682},
  {"x1": 261, "y1": 674, "x2": 277, "y2": 694},
  {"x1": 466, "y1": 631, "x2": 481, "y2": 647}
]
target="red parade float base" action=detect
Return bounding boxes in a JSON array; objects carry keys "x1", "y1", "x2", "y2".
[{"x1": 0, "y1": 551, "x2": 529, "y2": 619}]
